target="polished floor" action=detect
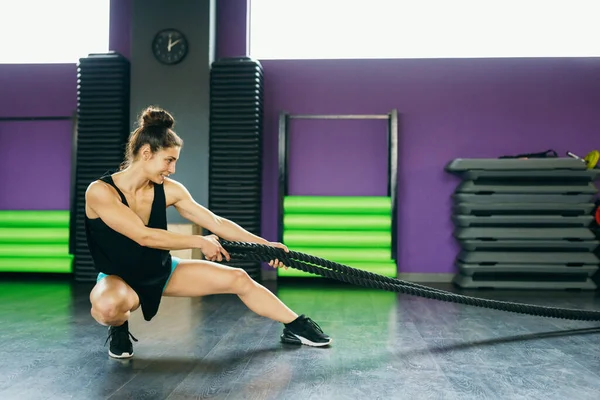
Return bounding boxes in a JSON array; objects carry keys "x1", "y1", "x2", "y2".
[{"x1": 1, "y1": 275, "x2": 600, "y2": 400}]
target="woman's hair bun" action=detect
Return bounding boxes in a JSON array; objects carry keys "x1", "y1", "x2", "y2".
[{"x1": 140, "y1": 106, "x2": 175, "y2": 129}]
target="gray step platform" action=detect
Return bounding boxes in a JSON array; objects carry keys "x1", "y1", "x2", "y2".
[
  {"x1": 457, "y1": 181, "x2": 598, "y2": 195},
  {"x1": 457, "y1": 251, "x2": 600, "y2": 265},
  {"x1": 455, "y1": 227, "x2": 597, "y2": 240},
  {"x1": 452, "y1": 214, "x2": 594, "y2": 227},
  {"x1": 454, "y1": 202, "x2": 595, "y2": 216},
  {"x1": 457, "y1": 262, "x2": 598, "y2": 277},
  {"x1": 459, "y1": 239, "x2": 600, "y2": 252},
  {"x1": 446, "y1": 157, "x2": 587, "y2": 172},
  {"x1": 455, "y1": 169, "x2": 600, "y2": 180},
  {"x1": 453, "y1": 274, "x2": 597, "y2": 290},
  {"x1": 453, "y1": 193, "x2": 597, "y2": 203}
]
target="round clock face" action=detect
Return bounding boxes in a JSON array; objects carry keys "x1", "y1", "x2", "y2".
[{"x1": 152, "y1": 29, "x2": 188, "y2": 65}]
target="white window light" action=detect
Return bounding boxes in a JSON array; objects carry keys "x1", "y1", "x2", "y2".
[
  {"x1": 249, "y1": 0, "x2": 600, "y2": 59},
  {"x1": 0, "y1": 0, "x2": 111, "y2": 64}
]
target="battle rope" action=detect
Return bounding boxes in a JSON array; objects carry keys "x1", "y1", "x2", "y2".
[{"x1": 220, "y1": 241, "x2": 600, "y2": 322}]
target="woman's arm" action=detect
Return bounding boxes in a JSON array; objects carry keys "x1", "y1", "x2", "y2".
[
  {"x1": 166, "y1": 179, "x2": 287, "y2": 266},
  {"x1": 86, "y1": 181, "x2": 208, "y2": 251},
  {"x1": 168, "y1": 179, "x2": 268, "y2": 243}
]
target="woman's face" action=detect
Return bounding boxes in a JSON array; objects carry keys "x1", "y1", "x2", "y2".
[{"x1": 142, "y1": 145, "x2": 180, "y2": 184}]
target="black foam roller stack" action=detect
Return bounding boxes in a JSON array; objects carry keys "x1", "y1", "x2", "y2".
[
  {"x1": 208, "y1": 57, "x2": 264, "y2": 279},
  {"x1": 70, "y1": 52, "x2": 130, "y2": 282}
]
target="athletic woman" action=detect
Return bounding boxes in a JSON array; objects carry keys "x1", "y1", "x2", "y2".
[{"x1": 84, "y1": 106, "x2": 331, "y2": 359}]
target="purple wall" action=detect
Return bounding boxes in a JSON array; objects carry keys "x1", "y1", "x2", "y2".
[
  {"x1": 0, "y1": 0, "x2": 130, "y2": 211},
  {"x1": 0, "y1": 120, "x2": 73, "y2": 209},
  {"x1": 109, "y1": 0, "x2": 132, "y2": 60},
  {"x1": 216, "y1": 0, "x2": 248, "y2": 59},
  {"x1": 0, "y1": 64, "x2": 77, "y2": 210},
  {"x1": 0, "y1": 64, "x2": 77, "y2": 118},
  {"x1": 286, "y1": 118, "x2": 390, "y2": 196},
  {"x1": 217, "y1": 2, "x2": 600, "y2": 274}
]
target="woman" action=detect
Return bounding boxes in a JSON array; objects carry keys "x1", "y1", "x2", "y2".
[{"x1": 84, "y1": 106, "x2": 331, "y2": 359}]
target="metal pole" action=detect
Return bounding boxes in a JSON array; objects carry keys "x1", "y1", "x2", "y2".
[{"x1": 388, "y1": 109, "x2": 399, "y2": 261}]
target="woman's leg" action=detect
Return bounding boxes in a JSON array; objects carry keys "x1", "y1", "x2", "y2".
[
  {"x1": 163, "y1": 259, "x2": 298, "y2": 324},
  {"x1": 90, "y1": 275, "x2": 141, "y2": 359},
  {"x1": 90, "y1": 275, "x2": 140, "y2": 326}
]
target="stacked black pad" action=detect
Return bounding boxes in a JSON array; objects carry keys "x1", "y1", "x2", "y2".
[
  {"x1": 446, "y1": 157, "x2": 600, "y2": 290},
  {"x1": 70, "y1": 53, "x2": 130, "y2": 282},
  {"x1": 208, "y1": 57, "x2": 264, "y2": 280}
]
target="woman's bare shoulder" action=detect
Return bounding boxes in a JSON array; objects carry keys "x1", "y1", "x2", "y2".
[{"x1": 163, "y1": 177, "x2": 191, "y2": 206}]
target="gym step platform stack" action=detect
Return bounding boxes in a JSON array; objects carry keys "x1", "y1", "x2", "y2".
[
  {"x1": 208, "y1": 57, "x2": 264, "y2": 280},
  {"x1": 71, "y1": 52, "x2": 130, "y2": 282},
  {"x1": 446, "y1": 157, "x2": 600, "y2": 290}
]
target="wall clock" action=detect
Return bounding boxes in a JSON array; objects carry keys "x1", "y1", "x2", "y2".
[{"x1": 152, "y1": 29, "x2": 188, "y2": 65}]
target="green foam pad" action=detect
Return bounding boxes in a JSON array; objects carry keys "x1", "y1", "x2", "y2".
[
  {"x1": 287, "y1": 247, "x2": 393, "y2": 263},
  {"x1": 0, "y1": 211, "x2": 70, "y2": 227},
  {"x1": 277, "y1": 261, "x2": 397, "y2": 278},
  {"x1": 283, "y1": 230, "x2": 391, "y2": 248},
  {"x1": 0, "y1": 228, "x2": 70, "y2": 243},
  {"x1": 284, "y1": 214, "x2": 391, "y2": 231},
  {"x1": 0, "y1": 256, "x2": 73, "y2": 273},
  {"x1": 284, "y1": 196, "x2": 391, "y2": 215},
  {"x1": 0, "y1": 243, "x2": 70, "y2": 257}
]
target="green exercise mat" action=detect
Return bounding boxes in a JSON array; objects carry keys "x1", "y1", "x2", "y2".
[
  {"x1": 284, "y1": 196, "x2": 391, "y2": 215},
  {"x1": 0, "y1": 256, "x2": 73, "y2": 273},
  {"x1": 284, "y1": 214, "x2": 391, "y2": 231},
  {"x1": 0, "y1": 227, "x2": 70, "y2": 243},
  {"x1": 286, "y1": 247, "x2": 393, "y2": 263},
  {"x1": 0, "y1": 243, "x2": 70, "y2": 257},
  {"x1": 283, "y1": 230, "x2": 391, "y2": 248},
  {"x1": 280, "y1": 195, "x2": 396, "y2": 278},
  {"x1": 277, "y1": 260, "x2": 397, "y2": 278},
  {"x1": 0, "y1": 210, "x2": 70, "y2": 227}
]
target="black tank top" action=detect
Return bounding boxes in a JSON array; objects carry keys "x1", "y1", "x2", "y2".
[{"x1": 84, "y1": 172, "x2": 172, "y2": 286}]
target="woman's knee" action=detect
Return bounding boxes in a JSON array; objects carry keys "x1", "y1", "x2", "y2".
[
  {"x1": 231, "y1": 268, "x2": 255, "y2": 295},
  {"x1": 91, "y1": 292, "x2": 130, "y2": 325},
  {"x1": 89, "y1": 278, "x2": 139, "y2": 325}
]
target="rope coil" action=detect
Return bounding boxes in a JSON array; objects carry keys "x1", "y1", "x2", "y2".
[{"x1": 221, "y1": 241, "x2": 600, "y2": 322}]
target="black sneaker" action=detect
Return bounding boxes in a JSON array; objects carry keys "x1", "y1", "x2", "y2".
[
  {"x1": 281, "y1": 315, "x2": 332, "y2": 347},
  {"x1": 104, "y1": 321, "x2": 138, "y2": 359}
]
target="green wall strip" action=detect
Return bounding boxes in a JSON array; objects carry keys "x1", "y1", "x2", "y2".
[
  {"x1": 0, "y1": 244, "x2": 71, "y2": 257},
  {"x1": 0, "y1": 256, "x2": 73, "y2": 273},
  {"x1": 284, "y1": 214, "x2": 391, "y2": 231},
  {"x1": 283, "y1": 231, "x2": 391, "y2": 248},
  {"x1": 287, "y1": 247, "x2": 393, "y2": 263},
  {"x1": 0, "y1": 211, "x2": 70, "y2": 227},
  {"x1": 0, "y1": 211, "x2": 72, "y2": 273},
  {"x1": 0, "y1": 228, "x2": 70, "y2": 243},
  {"x1": 284, "y1": 196, "x2": 391, "y2": 214},
  {"x1": 280, "y1": 195, "x2": 396, "y2": 278},
  {"x1": 277, "y1": 261, "x2": 397, "y2": 278}
]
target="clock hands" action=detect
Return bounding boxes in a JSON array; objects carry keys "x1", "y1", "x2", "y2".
[{"x1": 168, "y1": 39, "x2": 182, "y2": 52}]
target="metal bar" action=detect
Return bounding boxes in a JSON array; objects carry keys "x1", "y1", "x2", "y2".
[
  {"x1": 68, "y1": 110, "x2": 79, "y2": 256},
  {"x1": 0, "y1": 116, "x2": 73, "y2": 122},
  {"x1": 277, "y1": 112, "x2": 289, "y2": 245},
  {"x1": 388, "y1": 109, "x2": 399, "y2": 261},
  {"x1": 288, "y1": 114, "x2": 390, "y2": 120}
]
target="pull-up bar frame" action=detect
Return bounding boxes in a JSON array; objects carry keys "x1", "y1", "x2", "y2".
[
  {"x1": 288, "y1": 114, "x2": 391, "y2": 120},
  {"x1": 277, "y1": 110, "x2": 399, "y2": 261}
]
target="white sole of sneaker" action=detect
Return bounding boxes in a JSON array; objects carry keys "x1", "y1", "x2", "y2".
[
  {"x1": 109, "y1": 350, "x2": 134, "y2": 359},
  {"x1": 291, "y1": 333, "x2": 332, "y2": 347}
]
